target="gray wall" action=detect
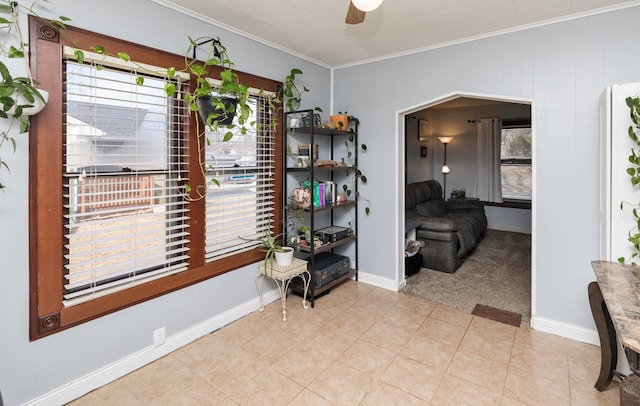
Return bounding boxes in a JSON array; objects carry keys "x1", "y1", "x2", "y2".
[
  {"x1": 0, "y1": 1, "x2": 329, "y2": 404},
  {"x1": 334, "y1": 6, "x2": 640, "y2": 342},
  {"x1": 2, "y1": 1, "x2": 639, "y2": 404}
]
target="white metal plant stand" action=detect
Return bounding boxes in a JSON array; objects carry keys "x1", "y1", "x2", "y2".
[{"x1": 256, "y1": 258, "x2": 310, "y2": 321}]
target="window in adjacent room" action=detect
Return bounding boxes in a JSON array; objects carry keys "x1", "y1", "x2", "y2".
[{"x1": 500, "y1": 120, "x2": 531, "y2": 201}]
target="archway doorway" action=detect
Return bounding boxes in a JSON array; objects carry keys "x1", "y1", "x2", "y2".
[{"x1": 398, "y1": 92, "x2": 534, "y2": 326}]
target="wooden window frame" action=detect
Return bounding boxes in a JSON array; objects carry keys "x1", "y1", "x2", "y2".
[{"x1": 28, "y1": 16, "x2": 283, "y2": 340}]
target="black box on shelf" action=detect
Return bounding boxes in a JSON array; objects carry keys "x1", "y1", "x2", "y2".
[{"x1": 316, "y1": 226, "x2": 352, "y2": 243}]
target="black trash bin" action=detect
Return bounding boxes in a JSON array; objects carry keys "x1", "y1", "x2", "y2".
[{"x1": 405, "y1": 252, "x2": 423, "y2": 277}]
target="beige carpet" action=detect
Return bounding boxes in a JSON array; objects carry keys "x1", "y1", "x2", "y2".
[{"x1": 402, "y1": 229, "x2": 531, "y2": 326}]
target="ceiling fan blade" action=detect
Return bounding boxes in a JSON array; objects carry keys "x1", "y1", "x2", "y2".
[{"x1": 345, "y1": 1, "x2": 366, "y2": 24}]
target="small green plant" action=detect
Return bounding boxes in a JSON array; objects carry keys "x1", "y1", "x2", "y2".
[
  {"x1": 620, "y1": 95, "x2": 640, "y2": 264},
  {"x1": 297, "y1": 225, "x2": 312, "y2": 243},
  {"x1": 285, "y1": 194, "x2": 306, "y2": 230},
  {"x1": 282, "y1": 68, "x2": 305, "y2": 113},
  {"x1": 338, "y1": 113, "x2": 370, "y2": 215},
  {"x1": 240, "y1": 228, "x2": 296, "y2": 275},
  {"x1": 281, "y1": 68, "x2": 322, "y2": 115}
]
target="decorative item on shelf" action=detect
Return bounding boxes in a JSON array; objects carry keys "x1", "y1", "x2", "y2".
[
  {"x1": 338, "y1": 111, "x2": 360, "y2": 131},
  {"x1": 292, "y1": 187, "x2": 311, "y2": 208},
  {"x1": 288, "y1": 117, "x2": 300, "y2": 129},
  {"x1": 437, "y1": 136, "x2": 453, "y2": 198},
  {"x1": 301, "y1": 112, "x2": 322, "y2": 127},
  {"x1": 295, "y1": 156, "x2": 310, "y2": 167},
  {"x1": 313, "y1": 159, "x2": 337, "y2": 168},
  {"x1": 297, "y1": 226, "x2": 322, "y2": 248},
  {"x1": 298, "y1": 225, "x2": 312, "y2": 243},
  {"x1": 324, "y1": 181, "x2": 336, "y2": 204},
  {"x1": 316, "y1": 225, "x2": 352, "y2": 243},
  {"x1": 330, "y1": 114, "x2": 348, "y2": 131},
  {"x1": 297, "y1": 144, "x2": 318, "y2": 161}
]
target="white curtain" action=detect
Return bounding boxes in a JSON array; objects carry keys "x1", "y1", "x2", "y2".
[{"x1": 475, "y1": 118, "x2": 503, "y2": 203}]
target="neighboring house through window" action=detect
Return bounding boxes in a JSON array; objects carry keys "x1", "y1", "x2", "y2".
[{"x1": 500, "y1": 119, "x2": 532, "y2": 202}]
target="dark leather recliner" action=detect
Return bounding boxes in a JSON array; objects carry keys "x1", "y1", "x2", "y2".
[{"x1": 406, "y1": 180, "x2": 487, "y2": 273}]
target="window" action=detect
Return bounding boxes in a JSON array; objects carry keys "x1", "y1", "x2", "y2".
[
  {"x1": 62, "y1": 56, "x2": 191, "y2": 305},
  {"x1": 28, "y1": 16, "x2": 282, "y2": 339},
  {"x1": 500, "y1": 120, "x2": 531, "y2": 201},
  {"x1": 204, "y1": 95, "x2": 276, "y2": 261}
]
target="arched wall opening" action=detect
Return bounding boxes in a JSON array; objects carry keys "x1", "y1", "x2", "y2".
[{"x1": 396, "y1": 91, "x2": 535, "y2": 325}]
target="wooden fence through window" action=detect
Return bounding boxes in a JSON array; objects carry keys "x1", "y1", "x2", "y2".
[{"x1": 80, "y1": 174, "x2": 154, "y2": 214}]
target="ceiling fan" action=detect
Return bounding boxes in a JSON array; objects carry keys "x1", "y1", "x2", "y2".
[{"x1": 345, "y1": 0, "x2": 383, "y2": 25}]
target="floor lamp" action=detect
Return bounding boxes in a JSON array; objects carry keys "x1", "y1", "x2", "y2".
[{"x1": 437, "y1": 136, "x2": 453, "y2": 198}]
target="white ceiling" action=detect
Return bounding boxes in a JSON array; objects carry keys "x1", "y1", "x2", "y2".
[{"x1": 152, "y1": 0, "x2": 640, "y2": 68}]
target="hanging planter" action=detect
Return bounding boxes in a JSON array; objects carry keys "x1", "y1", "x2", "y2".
[
  {"x1": 0, "y1": 3, "x2": 49, "y2": 119},
  {"x1": 196, "y1": 95, "x2": 238, "y2": 126},
  {"x1": 5, "y1": 88, "x2": 49, "y2": 116}
]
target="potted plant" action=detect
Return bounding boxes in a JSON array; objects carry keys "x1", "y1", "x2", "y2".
[
  {"x1": 240, "y1": 229, "x2": 296, "y2": 274},
  {"x1": 182, "y1": 36, "x2": 254, "y2": 138},
  {"x1": 280, "y1": 67, "x2": 323, "y2": 163},
  {"x1": 297, "y1": 225, "x2": 312, "y2": 245},
  {"x1": 0, "y1": 1, "x2": 61, "y2": 190},
  {"x1": 330, "y1": 113, "x2": 348, "y2": 131}
]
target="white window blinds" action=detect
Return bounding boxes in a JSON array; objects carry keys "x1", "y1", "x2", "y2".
[
  {"x1": 204, "y1": 94, "x2": 276, "y2": 261},
  {"x1": 62, "y1": 56, "x2": 190, "y2": 305}
]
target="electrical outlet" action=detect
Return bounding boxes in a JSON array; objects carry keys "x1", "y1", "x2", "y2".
[{"x1": 153, "y1": 327, "x2": 166, "y2": 347}]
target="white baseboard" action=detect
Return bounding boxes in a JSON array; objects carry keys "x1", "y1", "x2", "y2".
[
  {"x1": 24, "y1": 290, "x2": 281, "y2": 406},
  {"x1": 530, "y1": 315, "x2": 599, "y2": 345},
  {"x1": 357, "y1": 271, "x2": 402, "y2": 291}
]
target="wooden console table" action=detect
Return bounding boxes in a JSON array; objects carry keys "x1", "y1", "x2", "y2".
[{"x1": 590, "y1": 260, "x2": 640, "y2": 403}]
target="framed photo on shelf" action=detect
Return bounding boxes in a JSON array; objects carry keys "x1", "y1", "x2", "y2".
[{"x1": 418, "y1": 119, "x2": 429, "y2": 141}]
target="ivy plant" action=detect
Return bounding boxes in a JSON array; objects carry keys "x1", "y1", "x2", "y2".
[{"x1": 620, "y1": 95, "x2": 640, "y2": 264}]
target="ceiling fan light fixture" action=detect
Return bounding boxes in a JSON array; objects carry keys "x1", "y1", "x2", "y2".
[{"x1": 352, "y1": 0, "x2": 383, "y2": 12}]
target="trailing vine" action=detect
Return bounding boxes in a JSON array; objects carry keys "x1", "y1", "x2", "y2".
[{"x1": 620, "y1": 96, "x2": 640, "y2": 264}]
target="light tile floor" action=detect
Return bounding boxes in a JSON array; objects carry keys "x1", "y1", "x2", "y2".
[{"x1": 68, "y1": 280, "x2": 621, "y2": 405}]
